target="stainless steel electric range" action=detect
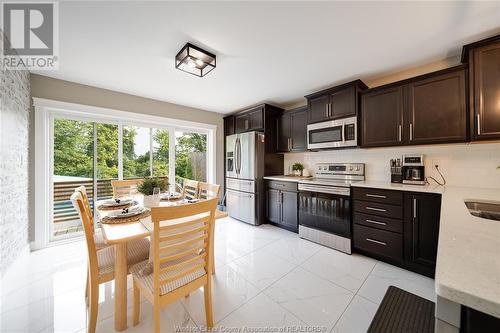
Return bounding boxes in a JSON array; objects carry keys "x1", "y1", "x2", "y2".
[{"x1": 298, "y1": 163, "x2": 365, "y2": 254}]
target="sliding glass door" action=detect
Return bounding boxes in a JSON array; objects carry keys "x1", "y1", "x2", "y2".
[
  {"x1": 52, "y1": 118, "x2": 94, "y2": 239},
  {"x1": 50, "y1": 117, "x2": 208, "y2": 242},
  {"x1": 175, "y1": 131, "x2": 207, "y2": 188},
  {"x1": 35, "y1": 99, "x2": 216, "y2": 249},
  {"x1": 96, "y1": 123, "x2": 119, "y2": 202}
]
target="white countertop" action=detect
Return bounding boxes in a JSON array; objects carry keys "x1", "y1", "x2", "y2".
[
  {"x1": 353, "y1": 181, "x2": 500, "y2": 318},
  {"x1": 263, "y1": 175, "x2": 312, "y2": 182},
  {"x1": 435, "y1": 186, "x2": 500, "y2": 318},
  {"x1": 351, "y1": 180, "x2": 445, "y2": 194}
]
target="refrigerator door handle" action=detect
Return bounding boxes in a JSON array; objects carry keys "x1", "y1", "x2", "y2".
[
  {"x1": 234, "y1": 138, "x2": 239, "y2": 175},
  {"x1": 236, "y1": 137, "x2": 242, "y2": 175}
]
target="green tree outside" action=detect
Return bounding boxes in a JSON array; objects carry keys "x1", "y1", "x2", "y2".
[{"x1": 54, "y1": 119, "x2": 207, "y2": 183}]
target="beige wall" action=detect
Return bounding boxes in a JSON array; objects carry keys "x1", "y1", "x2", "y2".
[
  {"x1": 363, "y1": 56, "x2": 460, "y2": 88},
  {"x1": 30, "y1": 74, "x2": 225, "y2": 188}
]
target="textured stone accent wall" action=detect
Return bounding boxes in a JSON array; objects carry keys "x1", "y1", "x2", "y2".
[{"x1": 0, "y1": 33, "x2": 31, "y2": 275}]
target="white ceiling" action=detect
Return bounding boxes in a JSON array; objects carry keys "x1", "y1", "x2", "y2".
[{"x1": 35, "y1": 1, "x2": 500, "y2": 113}]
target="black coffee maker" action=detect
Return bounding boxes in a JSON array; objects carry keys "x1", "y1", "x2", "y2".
[{"x1": 401, "y1": 154, "x2": 426, "y2": 185}]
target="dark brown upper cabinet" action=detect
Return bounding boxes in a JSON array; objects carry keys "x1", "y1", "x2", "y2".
[
  {"x1": 305, "y1": 80, "x2": 367, "y2": 124},
  {"x1": 360, "y1": 65, "x2": 468, "y2": 148},
  {"x1": 277, "y1": 107, "x2": 307, "y2": 152},
  {"x1": 406, "y1": 68, "x2": 467, "y2": 145},
  {"x1": 235, "y1": 106, "x2": 264, "y2": 133},
  {"x1": 462, "y1": 35, "x2": 500, "y2": 141},
  {"x1": 361, "y1": 86, "x2": 404, "y2": 147},
  {"x1": 224, "y1": 116, "x2": 235, "y2": 136}
]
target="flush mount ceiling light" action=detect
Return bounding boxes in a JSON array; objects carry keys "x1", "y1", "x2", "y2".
[{"x1": 175, "y1": 43, "x2": 216, "y2": 77}]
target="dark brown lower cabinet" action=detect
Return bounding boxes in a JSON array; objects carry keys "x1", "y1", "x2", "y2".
[
  {"x1": 266, "y1": 181, "x2": 298, "y2": 232},
  {"x1": 403, "y1": 192, "x2": 441, "y2": 276},
  {"x1": 266, "y1": 188, "x2": 281, "y2": 224},
  {"x1": 352, "y1": 187, "x2": 441, "y2": 278}
]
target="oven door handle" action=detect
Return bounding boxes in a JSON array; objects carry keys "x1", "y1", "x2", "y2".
[{"x1": 298, "y1": 184, "x2": 350, "y2": 196}]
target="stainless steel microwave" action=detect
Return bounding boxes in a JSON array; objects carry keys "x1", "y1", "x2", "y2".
[{"x1": 307, "y1": 116, "x2": 358, "y2": 149}]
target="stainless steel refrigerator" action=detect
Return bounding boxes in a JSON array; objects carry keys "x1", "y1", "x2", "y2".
[{"x1": 225, "y1": 131, "x2": 265, "y2": 225}]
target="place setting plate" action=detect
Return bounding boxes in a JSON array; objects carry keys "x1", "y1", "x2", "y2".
[
  {"x1": 101, "y1": 205, "x2": 151, "y2": 224},
  {"x1": 97, "y1": 197, "x2": 138, "y2": 210},
  {"x1": 160, "y1": 192, "x2": 183, "y2": 200}
]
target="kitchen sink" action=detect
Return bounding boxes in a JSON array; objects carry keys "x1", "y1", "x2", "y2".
[{"x1": 464, "y1": 200, "x2": 500, "y2": 221}]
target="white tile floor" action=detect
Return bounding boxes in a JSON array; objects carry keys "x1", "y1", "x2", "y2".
[{"x1": 1, "y1": 217, "x2": 436, "y2": 333}]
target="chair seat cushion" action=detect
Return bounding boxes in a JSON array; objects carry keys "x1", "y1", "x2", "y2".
[
  {"x1": 130, "y1": 255, "x2": 206, "y2": 295},
  {"x1": 97, "y1": 237, "x2": 150, "y2": 278}
]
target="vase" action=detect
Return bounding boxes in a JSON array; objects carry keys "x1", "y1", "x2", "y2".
[{"x1": 143, "y1": 194, "x2": 160, "y2": 207}]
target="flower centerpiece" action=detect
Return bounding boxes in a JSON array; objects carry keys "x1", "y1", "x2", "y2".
[{"x1": 137, "y1": 177, "x2": 167, "y2": 207}]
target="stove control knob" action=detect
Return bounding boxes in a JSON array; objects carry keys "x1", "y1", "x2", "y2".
[{"x1": 348, "y1": 166, "x2": 353, "y2": 171}]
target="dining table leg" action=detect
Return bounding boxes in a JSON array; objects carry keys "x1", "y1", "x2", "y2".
[{"x1": 114, "y1": 242, "x2": 128, "y2": 331}]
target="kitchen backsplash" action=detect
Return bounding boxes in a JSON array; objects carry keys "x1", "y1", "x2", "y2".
[{"x1": 284, "y1": 142, "x2": 500, "y2": 189}]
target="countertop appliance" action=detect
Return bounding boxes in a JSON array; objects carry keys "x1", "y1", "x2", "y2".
[
  {"x1": 225, "y1": 132, "x2": 265, "y2": 225},
  {"x1": 401, "y1": 154, "x2": 426, "y2": 185},
  {"x1": 307, "y1": 116, "x2": 357, "y2": 150},
  {"x1": 298, "y1": 162, "x2": 365, "y2": 254}
]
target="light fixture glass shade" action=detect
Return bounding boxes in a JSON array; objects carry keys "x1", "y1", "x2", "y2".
[{"x1": 175, "y1": 43, "x2": 216, "y2": 77}]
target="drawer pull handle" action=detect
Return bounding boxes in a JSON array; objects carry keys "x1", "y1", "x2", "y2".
[
  {"x1": 366, "y1": 206, "x2": 387, "y2": 212},
  {"x1": 366, "y1": 238, "x2": 387, "y2": 246},
  {"x1": 366, "y1": 194, "x2": 387, "y2": 199},
  {"x1": 366, "y1": 219, "x2": 387, "y2": 226}
]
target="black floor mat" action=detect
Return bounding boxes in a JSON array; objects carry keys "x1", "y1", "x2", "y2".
[{"x1": 368, "y1": 286, "x2": 435, "y2": 333}]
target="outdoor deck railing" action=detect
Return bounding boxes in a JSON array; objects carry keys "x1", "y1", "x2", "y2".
[{"x1": 53, "y1": 177, "x2": 168, "y2": 226}]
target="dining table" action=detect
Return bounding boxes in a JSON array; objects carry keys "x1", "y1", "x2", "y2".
[{"x1": 97, "y1": 196, "x2": 228, "y2": 331}]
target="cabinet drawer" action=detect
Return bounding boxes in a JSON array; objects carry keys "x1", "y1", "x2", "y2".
[
  {"x1": 354, "y1": 212, "x2": 403, "y2": 234},
  {"x1": 353, "y1": 224, "x2": 403, "y2": 260},
  {"x1": 354, "y1": 200, "x2": 403, "y2": 219},
  {"x1": 267, "y1": 180, "x2": 297, "y2": 192},
  {"x1": 353, "y1": 187, "x2": 403, "y2": 205}
]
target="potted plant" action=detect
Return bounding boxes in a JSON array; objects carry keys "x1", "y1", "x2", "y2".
[
  {"x1": 291, "y1": 163, "x2": 304, "y2": 176},
  {"x1": 137, "y1": 177, "x2": 167, "y2": 207}
]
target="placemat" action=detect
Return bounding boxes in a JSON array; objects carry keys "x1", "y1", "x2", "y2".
[
  {"x1": 101, "y1": 209, "x2": 151, "y2": 224},
  {"x1": 97, "y1": 200, "x2": 138, "y2": 211}
]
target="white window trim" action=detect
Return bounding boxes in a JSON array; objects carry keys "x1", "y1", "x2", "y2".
[{"x1": 32, "y1": 98, "x2": 217, "y2": 250}]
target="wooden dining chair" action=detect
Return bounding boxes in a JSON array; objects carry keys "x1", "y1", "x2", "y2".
[
  {"x1": 71, "y1": 190, "x2": 150, "y2": 333},
  {"x1": 75, "y1": 186, "x2": 109, "y2": 251},
  {"x1": 197, "y1": 182, "x2": 220, "y2": 200},
  {"x1": 130, "y1": 198, "x2": 218, "y2": 333},
  {"x1": 196, "y1": 183, "x2": 221, "y2": 275},
  {"x1": 181, "y1": 179, "x2": 199, "y2": 200},
  {"x1": 111, "y1": 179, "x2": 144, "y2": 198}
]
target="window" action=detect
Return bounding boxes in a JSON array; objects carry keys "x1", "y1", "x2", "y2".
[
  {"x1": 175, "y1": 131, "x2": 207, "y2": 185},
  {"x1": 52, "y1": 118, "x2": 93, "y2": 238},
  {"x1": 36, "y1": 98, "x2": 215, "y2": 247},
  {"x1": 123, "y1": 126, "x2": 151, "y2": 178},
  {"x1": 152, "y1": 128, "x2": 169, "y2": 177},
  {"x1": 96, "y1": 123, "x2": 119, "y2": 202}
]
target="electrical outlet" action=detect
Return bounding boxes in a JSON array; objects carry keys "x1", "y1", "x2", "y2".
[{"x1": 433, "y1": 160, "x2": 440, "y2": 170}]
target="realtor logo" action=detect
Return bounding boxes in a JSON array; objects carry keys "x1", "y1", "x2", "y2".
[{"x1": 1, "y1": 1, "x2": 58, "y2": 70}]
